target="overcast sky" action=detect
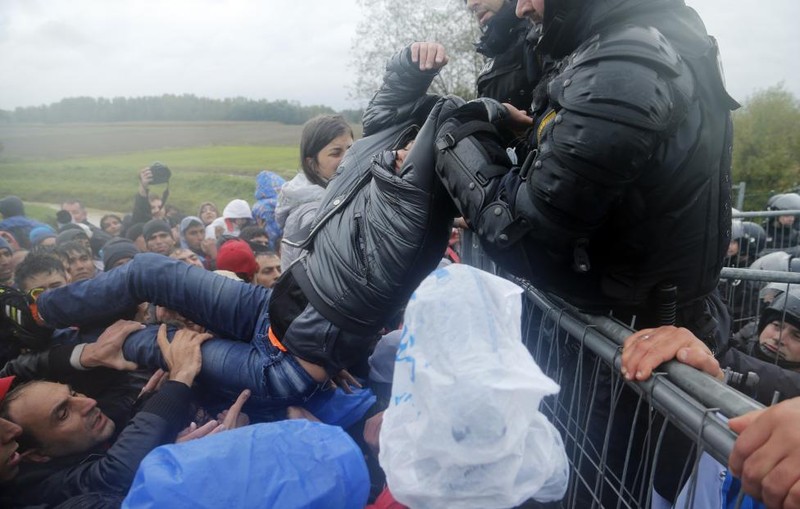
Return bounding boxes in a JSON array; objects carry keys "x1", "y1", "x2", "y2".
[{"x1": 0, "y1": 0, "x2": 798, "y2": 112}]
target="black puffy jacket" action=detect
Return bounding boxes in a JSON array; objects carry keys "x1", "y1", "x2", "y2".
[{"x1": 279, "y1": 46, "x2": 456, "y2": 372}]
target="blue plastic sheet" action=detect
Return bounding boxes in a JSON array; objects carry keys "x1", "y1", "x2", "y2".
[{"x1": 123, "y1": 420, "x2": 369, "y2": 509}]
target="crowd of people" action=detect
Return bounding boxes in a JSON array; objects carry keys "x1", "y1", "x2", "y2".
[{"x1": 1, "y1": 0, "x2": 799, "y2": 507}]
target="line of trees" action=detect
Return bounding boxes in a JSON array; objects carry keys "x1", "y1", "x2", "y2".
[
  {"x1": 0, "y1": 95, "x2": 363, "y2": 125},
  {"x1": 731, "y1": 84, "x2": 800, "y2": 210}
]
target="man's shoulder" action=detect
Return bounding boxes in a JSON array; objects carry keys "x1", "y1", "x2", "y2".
[
  {"x1": 549, "y1": 24, "x2": 691, "y2": 133},
  {"x1": 569, "y1": 24, "x2": 683, "y2": 77},
  {"x1": 7, "y1": 451, "x2": 101, "y2": 506}
]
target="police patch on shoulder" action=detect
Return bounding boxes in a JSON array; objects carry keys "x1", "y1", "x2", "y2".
[{"x1": 537, "y1": 109, "x2": 558, "y2": 144}]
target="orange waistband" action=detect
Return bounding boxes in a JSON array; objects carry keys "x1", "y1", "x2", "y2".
[{"x1": 267, "y1": 326, "x2": 287, "y2": 352}]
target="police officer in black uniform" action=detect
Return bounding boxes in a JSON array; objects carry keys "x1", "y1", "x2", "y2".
[
  {"x1": 467, "y1": 0, "x2": 540, "y2": 110},
  {"x1": 434, "y1": 0, "x2": 739, "y2": 504}
]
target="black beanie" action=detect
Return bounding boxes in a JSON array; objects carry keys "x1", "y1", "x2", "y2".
[{"x1": 102, "y1": 238, "x2": 140, "y2": 270}]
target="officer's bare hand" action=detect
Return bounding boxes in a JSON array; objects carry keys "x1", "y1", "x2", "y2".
[
  {"x1": 410, "y1": 42, "x2": 449, "y2": 71},
  {"x1": 502, "y1": 103, "x2": 533, "y2": 129},
  {"x1": 729, "y1": 397, "x2": 800, "y2": 507},
  {"x1": 620, "y1": 326, "x2": 722, "y2": 381}
]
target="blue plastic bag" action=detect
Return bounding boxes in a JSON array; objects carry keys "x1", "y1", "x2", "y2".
[{"x1": 123, "y1": 420, "x2": 369, "y2": 509}]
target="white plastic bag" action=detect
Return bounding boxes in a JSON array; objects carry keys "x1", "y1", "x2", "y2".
[{"x1": 379, "y1": 264, "x2": 569, "y2": 509}]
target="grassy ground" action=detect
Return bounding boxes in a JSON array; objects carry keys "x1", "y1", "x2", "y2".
[{"x1": 0, "y1": 121, "x2": 363, "y2": 218}]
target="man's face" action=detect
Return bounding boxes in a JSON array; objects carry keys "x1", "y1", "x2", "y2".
[
  {"x1": 759, "y1": 320, "x2": 800, "y2": 363},
  {"x1": 6, "y1": 382, "x2": 115, "y2": 459},
  {"x1": 466, "y1": 0, "x2": 505, "y2": 27},
  {"x1": 0, "y1": 417, "x2": 23, "y2": 482},
  {"x1": 255, "y1": 254, "x2": 281, "y2": 289},
  {"x1": 172, "y1": 249, "x2": 204, "y2": 268},
  {"x1": 0, "y1": 249, "x2": 12, "y2": 283},
  {"x1": 20, "y1": 270, "x2": 69, "y2": 293},
  {"x1": 515, "y1": 0, "x2": 544, "y2": 21},
  {"x1": 61, "y1": 202, "x2": 87, "y2": 224},
  {"x1": 183, "y1": 225, "x2": 205, "y2": 251},
  {"x1": 146, "y1": 231, "x2": 175, "y2": 255},
  {"x1": 778, "y1": 215, "x2": 796, "y2": 227},
  {"x1": 64, "y1": 250, "x2": 96, "y2": 282}
]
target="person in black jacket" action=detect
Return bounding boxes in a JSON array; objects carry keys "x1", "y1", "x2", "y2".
[
  {"x1": 0, "y1": 326, "x2": 208, "y2": 507},
  {"x1": 467, "y1": 0, "x2": 539, "y2": 110},
  {"x1": 434, "y1": 0, "x2": 738, "y2": 504}
]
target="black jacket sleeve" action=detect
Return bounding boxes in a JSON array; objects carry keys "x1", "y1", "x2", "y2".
[
  {"x1": 132, "y1": 193, "x2": 151, "y2": 226},
  {"x1": 361, "y1": 45, "x2": 442, "y2": 137}
]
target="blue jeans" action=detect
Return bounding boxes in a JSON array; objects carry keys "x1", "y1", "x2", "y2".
[{"x1": 38, "y1": 253, "x2": 322, "y2": 408}]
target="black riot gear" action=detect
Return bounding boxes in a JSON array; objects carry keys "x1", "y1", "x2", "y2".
[{"x1": 435, "y1": 0, "x2": 739, "y2": 337}]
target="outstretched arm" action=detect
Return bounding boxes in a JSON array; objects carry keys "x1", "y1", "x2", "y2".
[{"x1": 362, "y1": 42, "x2": 448, "y2": 136}]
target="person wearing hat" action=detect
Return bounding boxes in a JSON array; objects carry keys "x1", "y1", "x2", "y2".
[
  {"x1": 0, "y1": 196, "x2": 48, "y2": 250},
  {"x1": 55, "y1": 227, "x2": 91, "y2": 252},
  {"x1": 178, "y1": 216, "x2": 207, "y2": 265},
  {"x1": 215, "y1": 239, "x2": 258, "y2": 283},
  {"x1": 102, "y1": 238, "x2": 140, "y2": 271},
  {"x1": 221, "y1": 199, "x2": 253, "y2": 238},
  {"x1": 28, "y1": 226, "x2": 57, "y2": 249},
  {"x1": 142, "y1": 220, "x2": 175, "y2": 256}
]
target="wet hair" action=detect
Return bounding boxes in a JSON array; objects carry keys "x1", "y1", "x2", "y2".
[
  {"x1": 100, "y1": 214, "x2": 122, "y2": 232},
  {"x1": 299, "y1": 115, "x2": 353, "y2": 187},
  {"x1": 14, "y1": 253, "x2": 66, "y2": 290},
  {"x1": 56, "y1": 240, "x2": 92, "y2": 261},
  {"x1": 239, "y1": 225, "x2": 268, "y2": 242}
]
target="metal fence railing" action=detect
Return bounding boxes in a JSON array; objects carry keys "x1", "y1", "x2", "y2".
[{"x1": 458, "y1": 231, "x2": 771, "y2": 509}]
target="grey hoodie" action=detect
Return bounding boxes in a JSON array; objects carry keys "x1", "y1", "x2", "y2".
[{"x1": 276, "y1": 172, "x2": 325, "y2": 271}]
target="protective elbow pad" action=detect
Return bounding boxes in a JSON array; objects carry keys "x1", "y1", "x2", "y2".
[{"x1": 434, "y1": 102, "x2": 512, "y2": 224}]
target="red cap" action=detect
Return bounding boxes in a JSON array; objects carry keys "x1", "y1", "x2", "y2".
[
  {"x1": 216, "y1": 239, "x2": 259, "y2": 281},
  {"x1": 0, "y1": 376, "x2": 16, "y2": 402}
]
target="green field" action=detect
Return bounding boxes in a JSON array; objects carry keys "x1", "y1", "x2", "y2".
[{"x1": 0, "y1": 121, "x2": 361, "y2": 221}]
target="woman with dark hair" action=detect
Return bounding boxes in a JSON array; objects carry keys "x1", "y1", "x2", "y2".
[
  {"x1": 99, "y1": 214, "x2": 123, "y2": 237},
  {"x1": 275, "y1": 115, "x2": 354, "y2": 270},
  {"x1": 198, "y1": 202, "x2": 219, "y2": 227}
]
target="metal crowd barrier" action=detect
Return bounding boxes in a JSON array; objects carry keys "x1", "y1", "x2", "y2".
[{"x1": 458, "y1": 230, "x2": 769, "y2": 509}]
